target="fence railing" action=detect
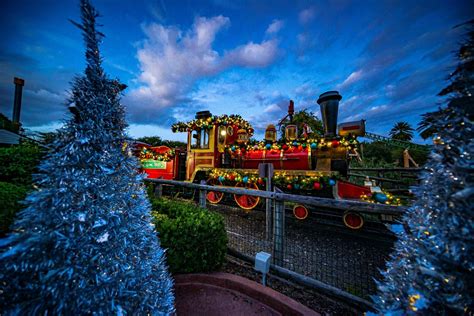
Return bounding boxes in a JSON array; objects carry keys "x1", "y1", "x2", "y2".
[{"x1": 145, "y1": 178, "x2": 406, "y2": 310}]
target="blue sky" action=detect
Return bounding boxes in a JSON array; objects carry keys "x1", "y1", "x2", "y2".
[{"x1": 0, "y1": 0, "x2": 472, "y2": 143}]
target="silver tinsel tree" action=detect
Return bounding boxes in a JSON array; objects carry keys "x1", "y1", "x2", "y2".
[
  {"x1": 371, "y1": 21, "x2": 473, "y2": 315},
  {"x1": 0, "y1": 0, "x2": 175, "y2": 314}
]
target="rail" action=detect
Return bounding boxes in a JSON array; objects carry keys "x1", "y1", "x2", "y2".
[{"x1": 145, "y1": 178, "x2": 406, "y2": 216}]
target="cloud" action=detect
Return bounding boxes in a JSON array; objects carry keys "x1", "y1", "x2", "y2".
[
  {"x1": 336, "y1": 70, "x2": 364, "y2": 90},
  {"x1": 299, "y1": 6, "x2": 316, "y2": 25},
  {"x1": 266, "y1": 19, "x2": 284, "y2": 34},
  {"x1": 126, "y1": 16, "x2": 280, "y2": 124}
]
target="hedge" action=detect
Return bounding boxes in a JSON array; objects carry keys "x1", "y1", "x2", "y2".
[
  {"x1": 150, "y1": 198, "x2": 228, "y2": 274},
  {"x1": 0, "y1": 143, "x2": 43, "y2": 185},
  {"x1": 0, "y1": 182, "x2": 29, "y2": 234}
]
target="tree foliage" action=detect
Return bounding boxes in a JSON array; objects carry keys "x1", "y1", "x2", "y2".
[
  {"x1": 136, "y1": 135, "x2": 186, "y2": 148},
  {"x1": 0, "y1": 1, "x2": 174, "y2": 314},
  {"x1": 280, "y1": 109, "x2": 324, "y2": 140},
  {"x1": 372, "y1": 20, "x2": 474, "y2": 315},
  {"x1": 389, "y1": 121, "x2": 415, "y2": 141}
]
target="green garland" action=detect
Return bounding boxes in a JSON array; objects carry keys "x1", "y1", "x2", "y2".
[{"x1": 171, "y1": 114, "x2": 254, "y2": 137}]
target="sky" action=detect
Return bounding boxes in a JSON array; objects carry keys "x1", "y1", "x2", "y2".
[{"x1": 0, "y1": 0, "x2": 472, "y2": 143}]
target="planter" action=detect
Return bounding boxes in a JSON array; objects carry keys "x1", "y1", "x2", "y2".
[{"x1": 174, "y1": 273, "x2": 319, "y2": 316}]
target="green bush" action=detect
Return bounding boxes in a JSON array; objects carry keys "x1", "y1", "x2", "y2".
[
  {"x1": 150, "y1": 198, "x2": 228, "y2": 274},
  {"x1": 0, "y1": 144, "x2": 43, "y2": 185},
  {"x1": 0, "y1": 182, "x2": 29, "y2": 234}
]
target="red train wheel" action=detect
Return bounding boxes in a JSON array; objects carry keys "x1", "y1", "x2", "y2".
[
  {"x1": 293, "y1": 205, "x2": 309, "y2": 220},
  {"x1": 206, "y1": 178, "x2": 224, "y2": 204},
  {"x1": 234, "y1": 182, "x2": 260, "y2": 211},
  {"x1": 343, "y1": 211, "x2": 364, "y2": 229}
]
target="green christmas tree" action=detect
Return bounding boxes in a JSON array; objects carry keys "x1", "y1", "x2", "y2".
[
  {"x1": 371, "y1": 20, "x2": 473, "y2": 314},
  {"x1": 0, "y1": 0, "x2": 175, "y2": 314}
]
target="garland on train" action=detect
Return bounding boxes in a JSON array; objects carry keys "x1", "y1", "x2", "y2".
[
  {"x1": 360, "y1": 191, "x2": 402, "y2": 206},
  {"x1": 139, "y1": 147, "x2": 175, "y2": 162},
  {"x1": 225, "y1": 136, "x2": 359, "y2": 156},
  {"x1": 171, "y1": 114, "x2": 254, "y2": 136},
  {"x1": 208, "y1": 168, "x2": 337, "y2": 191}
]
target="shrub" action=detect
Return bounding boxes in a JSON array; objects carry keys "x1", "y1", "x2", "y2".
[
  {"x1": 0, "y1": 143, "x2": 43, "y2": 185},
  {"x1": 0, "y1": 182, "x2": 29, "y2": 234},
  {"x1": 150, "y1": 198, "x2": 228, "y2": 274}
]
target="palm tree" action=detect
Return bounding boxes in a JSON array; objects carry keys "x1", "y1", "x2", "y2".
[{"x1": 389, "y1": 121, "x2": 415, "y2": 141}]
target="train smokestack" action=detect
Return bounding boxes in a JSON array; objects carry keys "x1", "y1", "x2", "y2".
[
  {"x1": 317, "y1": 91, "x2": 342, "y2": 138},
  {"x1": 12, "y1": 77, "x2": 25, "y2": 132}
]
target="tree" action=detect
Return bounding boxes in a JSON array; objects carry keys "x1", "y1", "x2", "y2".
[
  {"x1": 280, "y1": 109, "x2": 324, "y2": 140},
  {"x1": 136, "y1": 135, "x2": 186, "y2": 148},
  {"x1": 389, "y1": 121, "x2": 415, "y2": 141},
  {"x1": 0, "y1": 1, "x2": 175, "y2": 314},
  {"x1": 372, "y1": 21, "x2": 473, "y2": 315}
]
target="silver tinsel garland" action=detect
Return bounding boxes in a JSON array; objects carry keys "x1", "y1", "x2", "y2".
[
  {"x1": 371, "y1": 21, "x2": 473, "y2": 315},
  {"x1": 0, "y1": 0, "x2": 175, "y2": 314}
]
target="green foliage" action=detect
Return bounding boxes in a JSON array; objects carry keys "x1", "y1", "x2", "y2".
[
  {"x1": 359, "y1": 141, "x2": 429, "y2": 167},
  {"x1": 150, "y1": 198, "x2": 228, "y2": 274},
  {"x1": 0, "y1": 182, "x2": 28, "y2": 235},
  {"x1": 136, "y1": 136, "x2": 186, "y2": 148},
  {"x1": 0, "y1": 143, "x2": 43, "y2": 185},
  {"x1": 0, "y1": 113, "x2": 16, "y2": 132},
  {"x1": 280, "y1": 109, "x2": 324, "y2": 140},
  {"x1": 389, "y1": 121, "x2": 415, "y2": 141}
]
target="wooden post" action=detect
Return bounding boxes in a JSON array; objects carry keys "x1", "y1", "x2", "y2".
[
  {"x1": 154, "y1": 184, "x2": 163, "y2": 198},
  {"x1": 273, "y1": 199, "x2": 285, "y2": 266},
  {"x1": 265, "y1": 178, "x2": 273, "y2": 240},
  {"x1": 259, "y1": 163, "x2": 274, "y2": 241},
  {"x1": 199, "y1": 180, "x2": 207, "y2": 208}
]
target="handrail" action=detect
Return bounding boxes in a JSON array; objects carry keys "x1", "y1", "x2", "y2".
[{"x1": 144, "y1": 178, "x2": 406, "y2": 216}]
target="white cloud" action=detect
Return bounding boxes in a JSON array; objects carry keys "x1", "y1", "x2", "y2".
[
  {"x1": 299, "y1": 6, "x2": 316, "y2": 25},
  {"x1": 336, "y1": 70, "x2": 364, "y2": 90},
  {"x1": 263, "y1": 104, "x2": 281, "y2": 113},
  {"x1": 224, "y1": 39, "x2": 279, "y2": 68},
  {"x1": 266, "y1": 19, "x2": 284, "y2": 34},
  {"x1": 126, "y1": 16, "x2": 280, "y2": 123}
]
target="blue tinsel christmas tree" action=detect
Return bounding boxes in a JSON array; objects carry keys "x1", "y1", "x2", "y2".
[
  {"x1": 0, "y1": 0, "x2": 175, "y2": 314},
  {"x1": 371, "y1": 21, "x2": 473, "y2": 315}
]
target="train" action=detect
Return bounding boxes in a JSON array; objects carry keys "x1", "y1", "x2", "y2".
[{"x1": 136, "y1": 91, "x2": 398, "y2": 229}]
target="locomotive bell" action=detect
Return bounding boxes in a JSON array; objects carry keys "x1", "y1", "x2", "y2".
[
  {"x1": 285, "y1": 124, "x2": 297, "y2": 141},
  {"x1": 265, "y1": 124, "x2": 277, "y2": 142},
  {"x1": 317, "y1": 91, "x2": 342, "y2": 138}
]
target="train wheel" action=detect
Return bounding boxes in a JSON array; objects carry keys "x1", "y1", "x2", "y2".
[
  {"x1": 206, "y1": 178, "x2": 224, "y2": 204},
  {"x1": 293, "y1": 205, "x2": 309, "y2": 220},
  {"x1": 234, "y1": 182, "x2": 260, "y2": 211},
  {"x1": 343, "y1": 211, "x2": 364, "y2": 229}
]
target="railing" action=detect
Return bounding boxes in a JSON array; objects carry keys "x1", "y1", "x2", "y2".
[{"x1": 146, "y1": 178, "x2": 406, "y2": 309}]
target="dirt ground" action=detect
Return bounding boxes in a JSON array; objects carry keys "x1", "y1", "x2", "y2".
[{"x1": 221, "y1": 255, "x2": 368, "y2": 315}]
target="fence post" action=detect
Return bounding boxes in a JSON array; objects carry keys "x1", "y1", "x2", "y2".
[
  {"x1": 259, "y1": 163, "x2": 274, "y2": 241},
  {"x1": 154, "y1": 183, "x2": 163, "y2": 198},
  {"x1": 272, "y1": 199, "x2": 285, "y2": 266},
  {"x1": 199, "y1": 180, "x2": 207, "y2": 208}
]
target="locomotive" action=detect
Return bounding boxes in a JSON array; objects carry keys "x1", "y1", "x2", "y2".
[{"x1": 138, "y1": 91, "x2": 393, "y2": 229}]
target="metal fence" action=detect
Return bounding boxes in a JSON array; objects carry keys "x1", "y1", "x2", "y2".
[{"x1": 146, "y1": 178, "x2": 405, "y2": 308}]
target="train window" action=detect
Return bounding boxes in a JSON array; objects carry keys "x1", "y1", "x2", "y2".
[
  {"x1": 201, "y1": 129, "x2": 210, "y2": 149},
  {"x1": 191, "y1": 129, "x2": 210, "y2": 149},
  {"x1": 191, "y1": 130, "x2": 201, "y2": 149}
]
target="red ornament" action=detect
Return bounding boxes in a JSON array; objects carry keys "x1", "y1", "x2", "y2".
[
  {"x1": 257, "y1": 178, "x2": 264, "y2": 185},
  {"x1": 282, "y1": 144, "x2": 288, "y2": 151},
  {"x1": 287, "y1": 184, "x2": 293, "y2": 190},
  {"x1": 228, "y1": 174, "x2": 235, "y2": 181},
  {"x1": 313, "y1": 182, "x2": 322, "y2": 190},
  {"x1": 332, "y1": 140, "x2": 340, "y2": 147}
]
